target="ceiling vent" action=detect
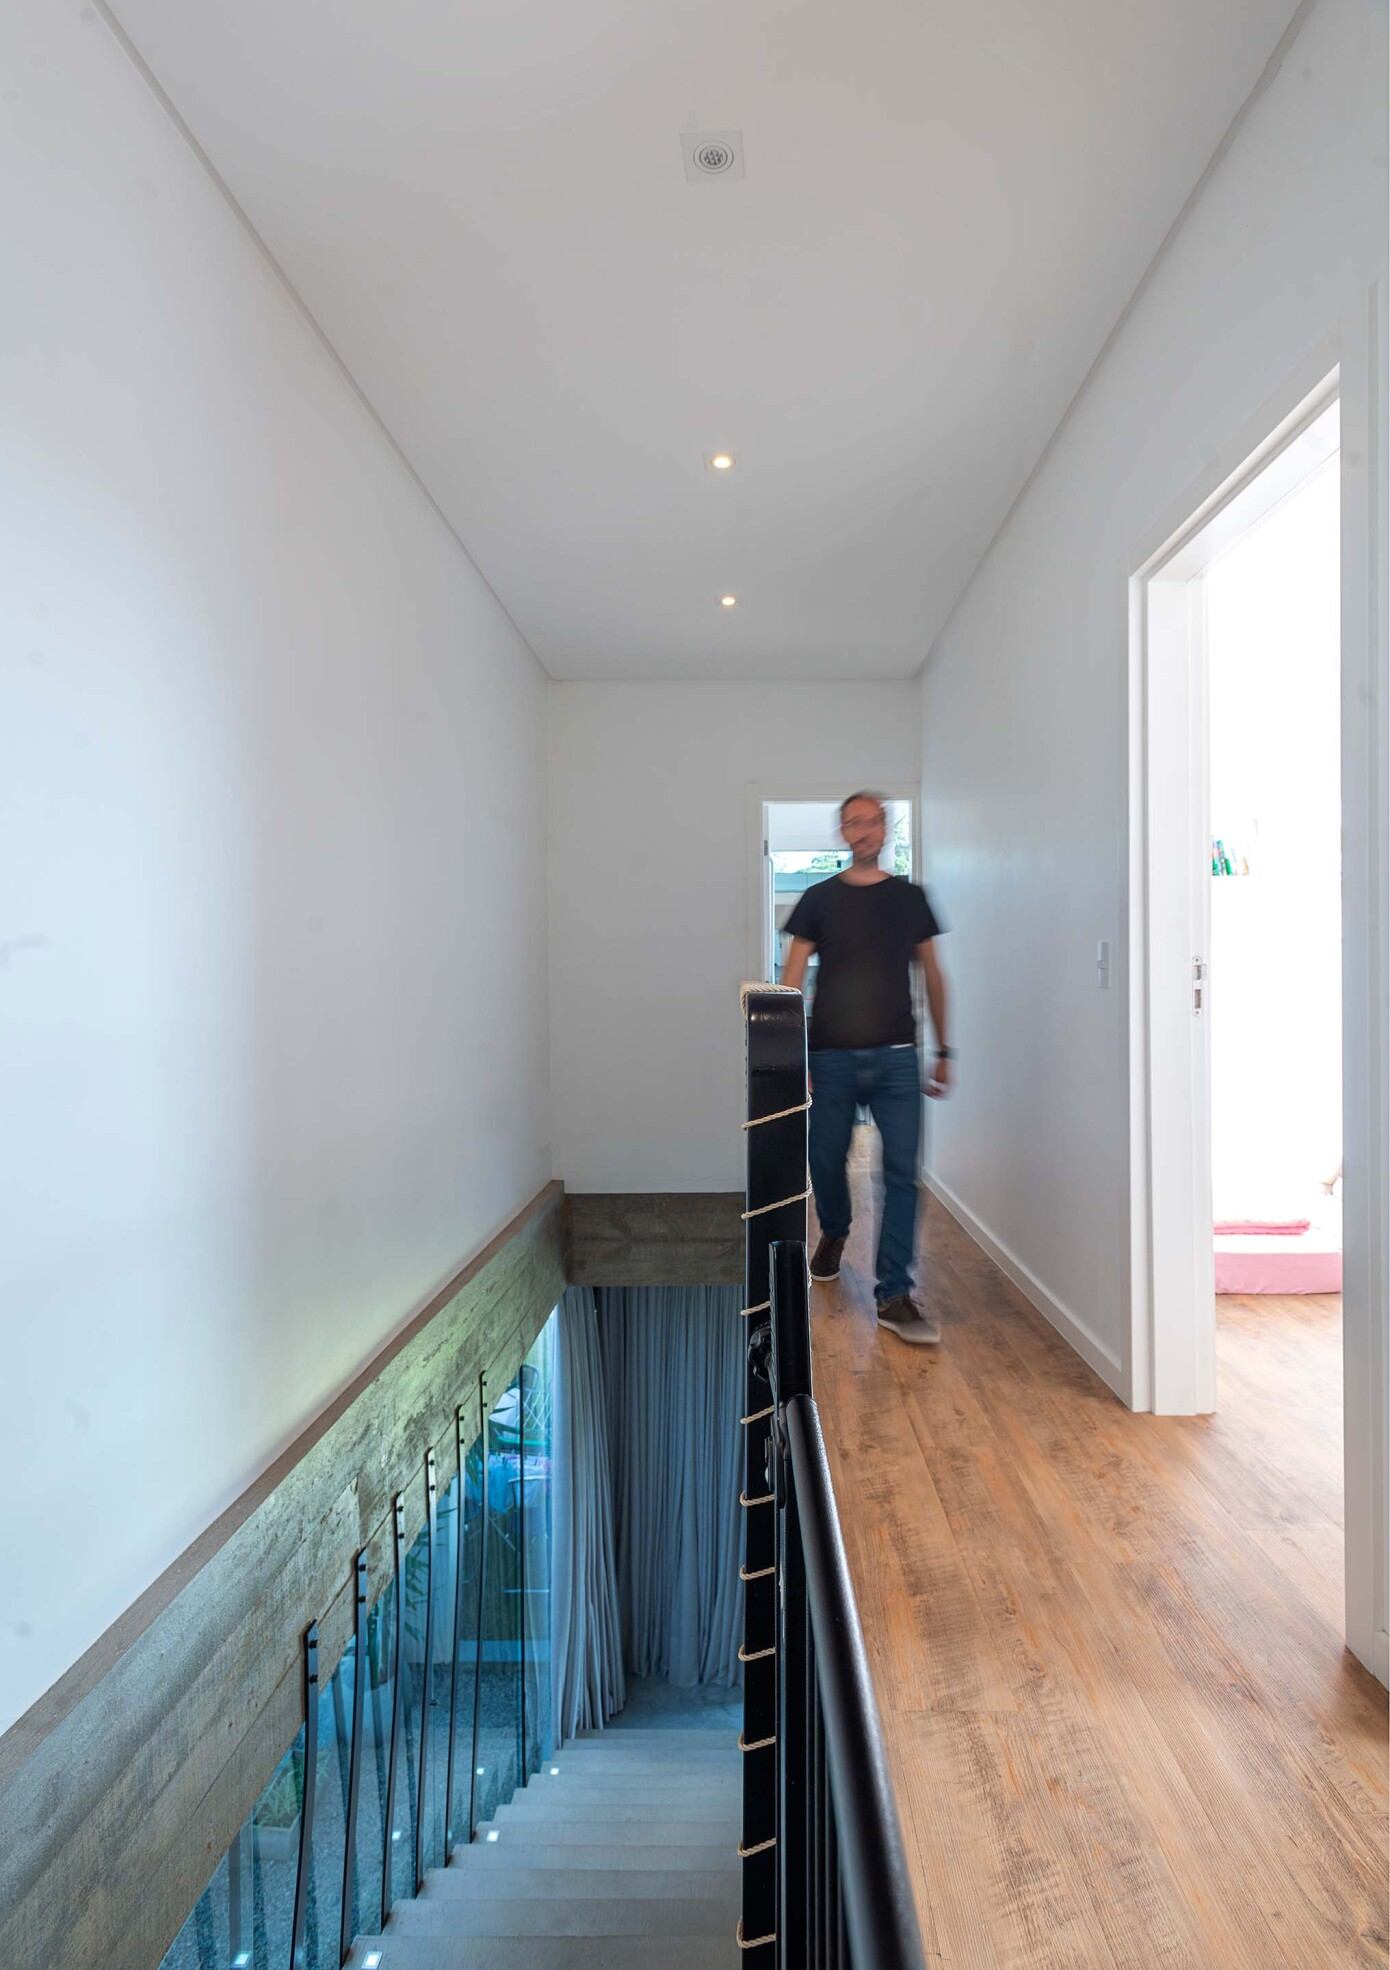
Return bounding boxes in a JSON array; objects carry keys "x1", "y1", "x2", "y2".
[{"x1": 681, "y1": 131, "x2": 745, "y2": 183}]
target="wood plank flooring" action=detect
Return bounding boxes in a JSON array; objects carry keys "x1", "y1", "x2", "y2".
[{"x1": 811, "y1": 1156, "x2": 1387, "y2": 1969}]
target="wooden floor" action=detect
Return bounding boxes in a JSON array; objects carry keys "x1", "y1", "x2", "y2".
[{"x1": 812, "y1": 1158, "x2": 1388, "y2": 1969}]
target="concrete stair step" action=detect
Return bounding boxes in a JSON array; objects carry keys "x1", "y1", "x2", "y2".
[
  {"x1": 411, "y1": 1863, "x2": 738, "y2": 1902},
  {"x1": 575, "y1": 1728, "x2": 737, "y2": 1748},
  {"x1": 547, "y1": 1754, "x2": 737, "y2": 1777},
  {"x1": 476, "y1": 1817, "x2": 736, "y2": 1848},
  {"x1": 498, "y1": 1781, "x2": 738, "y2": 1810},
  {"x1": 515, "y1": 1769, "x2": 738, "y2": 1792},
  {"x1": 383, "y1": 1892, "x2": 735, "y2": 1938},
  {"x1": 445, "y1": 1841, "x2": 733, "y2": 1873},
  {"x1": 562, "y1": 1735, "x2": 736, "y2": 1754},
  {"x1": 481, "y1": 1797, "x2": 742, "y2": 1826},
  {"x1": 350, "y1": 1937, "x2": 736, "y2": 1970}
]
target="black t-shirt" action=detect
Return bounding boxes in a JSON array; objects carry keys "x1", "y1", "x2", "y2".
[{"x1": 784, "y1": 874, "x2": 942, "y2": 1051}]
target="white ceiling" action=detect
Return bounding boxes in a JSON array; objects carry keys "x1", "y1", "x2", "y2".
[{"x1": 113, "y1": 0, "x2": 1298, "y2": 681}]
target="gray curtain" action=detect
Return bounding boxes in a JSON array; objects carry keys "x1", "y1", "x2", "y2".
[
  {"x1": 598, "y1": 1285, "x2": 745, "y2": 1688},
  {"x1": 550, "y1": 1287, "x2": 626, "y2": 1740}
]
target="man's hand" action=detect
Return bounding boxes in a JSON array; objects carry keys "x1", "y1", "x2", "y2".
[
  {"x1": 925, "y1": 1053, "x2": 952, "y2": 1099},
  {"x1": 918, "y1": 942, "x2": 950, "y2": 1099},
  {"x1": 781, "y1": 936, "x2": 815, "y2": 995}
]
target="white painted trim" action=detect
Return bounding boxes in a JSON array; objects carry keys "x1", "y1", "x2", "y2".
[
  {"x1": 924, "y1": 1176, "x2": 1126, "y2": 1400},
  {"x1": 1126, "y1": 354, "x2": 1346, "y2": 1414},
  {"x1": 1131, "y1": 350, "x2": 1341, "y2": 575},
  {"x1": 1127, "y1": 293, "x2": 1388, "y2": 1688},
  {"x1": 1128, "y1": 357, "x2": 1341, "y2": 1417},
  {"x1": 1337, "y1": 283, "x2": 1389, "y2": 1688}
]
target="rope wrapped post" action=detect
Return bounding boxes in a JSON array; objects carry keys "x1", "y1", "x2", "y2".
[
  {"x1": 770, "y1": 1237, "x2": 813, "y2": 1968},
  {"x1": 739, "y1": 982, "x2": 808, "y2": 1969}
]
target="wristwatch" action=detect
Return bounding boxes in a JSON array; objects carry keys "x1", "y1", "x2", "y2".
[{"x1": 935, "y1": 1046, "x2": 956, "y2": 1061}]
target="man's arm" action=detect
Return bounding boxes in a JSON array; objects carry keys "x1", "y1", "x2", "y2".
[
  {"x1": 781, "y1": 936, "x2": 816, "y2": 994},
  {"x1": 918, "y1": 939, "x2": 952, "y2": 1096}
]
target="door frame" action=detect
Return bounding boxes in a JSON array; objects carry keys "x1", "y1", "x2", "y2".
[{"x1": 1126, "y1": 296, "x2": 1388, "y2": 1685}]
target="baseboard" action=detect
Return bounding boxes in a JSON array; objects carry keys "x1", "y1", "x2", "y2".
[
  {"x1": 923, "y1": 1174, "x2": 1127, "y2": 1400},
  {"x1": 1372, "y1": 1628, "x2": 1390, "y2": 1691}
]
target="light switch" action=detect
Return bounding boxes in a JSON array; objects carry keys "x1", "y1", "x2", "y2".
[{"x1": 1096, "y1": 940, "x2": 1111, "y2": 989}]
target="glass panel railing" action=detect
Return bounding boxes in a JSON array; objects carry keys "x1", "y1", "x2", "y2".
[
  {"x1": 251, "y1": 1729, "x2": 308, "y2": 1967},
  {"x1": 157, "y1": 1307, "x2": 559, "y2": 1968},
  {"x1": 452, "y1": 1411, "x2": 486, "y2": 1847},
  {"x1": 475, "y1": 1373, "x2": 522, "y2": 1824},
  {"x1": 419, "y1": 1452, "x2": 457, "y2": 1877},
  {"x1": 521, "y1": 1321, "x2": 555, "y2": 1771},
  {"x1": 159, "y1": 1716, "x2": 305, "y2": 1970},
  {"x1": 386, "y1": 1470, "x2": 425, "y2": 1914},
  {"x1": 158, "y1": 1824, "x2": 238, "y2": 1969},
  {"x1": 302, "y1": 1612, "x2": 355, "y2": 1968},
  {"x1": 353, "y1": 1511, "x2": 398, "y2": 1936}
]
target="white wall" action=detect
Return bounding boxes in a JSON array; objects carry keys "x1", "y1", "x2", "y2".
[
  {"x1": 549, "y1": 683, "x2": 922, "y2": 1191},
  {"x1": 0, "y1": 2, "x2": 550, "y2": 1733},
  {"x1": 919, "y1": 0, "x2": 1387, "y2": 1674}
]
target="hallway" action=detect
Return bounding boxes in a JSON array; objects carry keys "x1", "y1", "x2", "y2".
[{"x1": 813, "y1": 1174, "x2": 1387, "y2": 1968}]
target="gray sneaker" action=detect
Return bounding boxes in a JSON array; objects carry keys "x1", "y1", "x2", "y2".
[{"x1": 876, "y1": 1295, "x2": 941, "y2": 1345}]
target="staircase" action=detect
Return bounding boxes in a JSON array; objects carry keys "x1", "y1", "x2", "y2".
[{"x1": 348, "y1": 1728, "x2": 741, "y2": 1970}]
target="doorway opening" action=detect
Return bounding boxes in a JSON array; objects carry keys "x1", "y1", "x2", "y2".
[
  {"x1": 1132, "y1": 377, "x2": 1342, "y2": 1422},
  {"x1": 760, "y1": 795, "x2": 915, "y2": 988},
  {"x1": 1208, "y1": 430, "x2": 1342, "y2": 1298}
]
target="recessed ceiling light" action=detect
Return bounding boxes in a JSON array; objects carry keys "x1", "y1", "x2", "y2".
[
  {"x1": 720, "y1": 595, "x2": 738, "y2": 608},
  {"x1": 707, "y1": 452, "x2": 736, "y2": 472}
]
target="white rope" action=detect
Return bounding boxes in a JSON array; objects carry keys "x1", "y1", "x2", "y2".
[
  {"x1": 741, "y1": 1100, "x2": 810, "y2": 1131},
  {"x1": 738, "y1": 1835, "x2": 777, "y2": 1858},
  {"x1": 740, "y1": 1299, "x2": 770, "y2": 1320},
  {"x1": 739, "y1": 980, "x2": 802, "y2": 1008},
  {"x1": 739, "y1": 1490, "x2": 775, "y2": 1509},
  {"x1": 739, "y1": 1563, "x2": 775, "y2": 1582},
  {"x1": 741, "y1": 1188, "x2": 810, "y2": 1221},
  {"x1": 739, "y1": 1732, "x2": 776, "y2": 1753},
  {"x1": 738, "y1": 1641, "x2": 776, "y2": 1662},
  {"x1": 737, "y1": 1922, "x2": 777, "y2": 1950},
  {"x1": 740, "y1": 1405, "x2": 774, "y2": 1426}
]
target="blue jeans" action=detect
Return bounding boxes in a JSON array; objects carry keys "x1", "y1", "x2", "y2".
[{"x1": 808, "y1": 1047, "x2": 922, "y2": 1304}]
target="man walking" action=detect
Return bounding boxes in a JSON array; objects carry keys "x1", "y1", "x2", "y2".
[{"x1": 780, "y1": 793, "x2": 951, "y2": 1344}]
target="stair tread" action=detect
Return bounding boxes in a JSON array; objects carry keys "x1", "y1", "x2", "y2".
[
  {"x1": 477, "y1": 1818, "x2": 737, "y2": 1847},
  {"x1": 534, "y1": 1771, "x2": 738, "y2": 1788},
  {"x1": 446, "y1": 1842, "x2": 734, "y2": 1872},
  {"x1": 555, "y1": 1749, "x2": 736, "y2": 1765},
  {"x1": 497, "y1": 1787, "x2": 739, "y2": 1808},
  {"x1": 485, "y1": 1798, "x2": 744, "y2": 1825},
  {"x1": 412, "y1": 1864, "x2": 739, "y2": 1901},
  {"x1": 576, "y1": 1727, "x2": 736, "y2": 1741},
  {"x1": 549, "y1": 1757, "x2": 737, "y2": 1775},
  {"x1": 381, "y1": 1893, "x2": 735, "y2": 1938},
  {"x1": 351, "y1": 1938, "x2": 737, "y2": 1969}
]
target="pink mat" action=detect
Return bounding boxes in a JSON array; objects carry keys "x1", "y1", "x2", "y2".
[
  {"x1": 1214, "y1": 1246, "x2": 1342, "y2": 1294},
  {"x1": 1214, "y1": 1217, "x2": 1310, "y2": 1237}
]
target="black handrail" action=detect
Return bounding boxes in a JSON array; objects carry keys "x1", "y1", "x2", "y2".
[
  {"x1": 768, "y1": 1248, "x2": 927, "y2": 1970},
  {"x1": 784, "y1": 1388, "x2": 925, "y2": 1969},
  {"x1": 742, "y1": 984, "x2": 926, "y2": 1970}
]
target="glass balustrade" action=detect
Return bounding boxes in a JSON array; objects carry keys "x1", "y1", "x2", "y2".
[{"x1": 158, "y1": 1307, "x2": 557, "y2": 1970}]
